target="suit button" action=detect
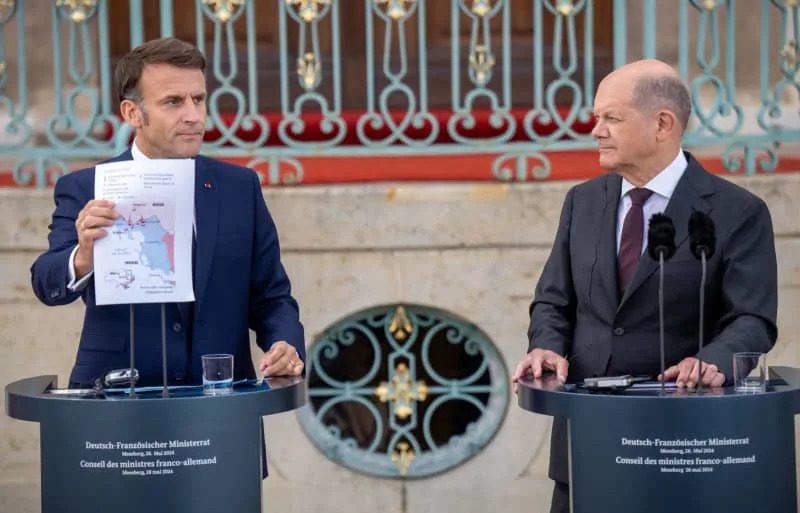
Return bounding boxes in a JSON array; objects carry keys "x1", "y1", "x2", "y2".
[
  {"x1": 613, "y1": 327, "x2": 625, "y2": 336},
  {"x1": 172, "y1": 322, "x2": 182, "y2": 333}
]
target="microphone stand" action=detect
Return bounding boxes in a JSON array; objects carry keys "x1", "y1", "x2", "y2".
[
  {"x1": 697, "y1": 249, "x2": 707, "y2": 393},
  {"x1": 658, "y1": 251, "x2": 666, "y2": 396},
  {"x1": 129, "y1": 305, "x2": 135, "y2": 398},
  {"x1": 161, "y1": 303, "x2": 169, "y2": 397}
]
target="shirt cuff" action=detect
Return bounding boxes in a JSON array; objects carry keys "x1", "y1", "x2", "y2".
[{"x1": 67, "y1": 245, "x2": 93, "y2": 292}]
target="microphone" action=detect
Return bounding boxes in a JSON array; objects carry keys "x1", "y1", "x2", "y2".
[
  {"x1": 647, "y1": 214, "x2": 677, "y2": 395},
  {"x1": 689, "y1": 211, "x2": 716, "y2": 260},
  {"x1": 688, "y1": 211, "x2": 716, "y2": 392},
  {"x1": 647, "y1": 213, "x2": 677, "y2": 261}
]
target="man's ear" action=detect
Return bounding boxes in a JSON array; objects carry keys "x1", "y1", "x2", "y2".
[
  {"x1": 654, "y1": 110, "x2": 678, "y2": 142},
  {"x1": 120, "y1": 99, "x2": 142, "y2": 128}
]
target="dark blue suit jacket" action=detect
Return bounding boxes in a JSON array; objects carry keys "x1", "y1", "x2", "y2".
[{"x1": 31, "y1": 150, "x2": 305, "y2": 388}]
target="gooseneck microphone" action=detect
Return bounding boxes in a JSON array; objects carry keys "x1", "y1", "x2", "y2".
[
  {"x1": 689, "y1": 211, "x2": 716, "y2": 392},
  {"x1": 647, "y1": 214, "x2": 677, "y2": 395}
]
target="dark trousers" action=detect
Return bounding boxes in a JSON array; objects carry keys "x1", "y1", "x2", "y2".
[{"x1": 550, "y1": 481, "x2": 570, "y2": 513}]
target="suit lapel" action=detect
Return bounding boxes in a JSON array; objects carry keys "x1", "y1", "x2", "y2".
[
  {"x1": 596, "y1": 174, "x2": 622, "y2": 310},
  {"x1": 617, "y1": 155, "x2": 714, "y2": 311},
  {"x1": 193, "y1": 157, "x2": 219, "y2": 310},
  {"x1": 107, "y1": 149, "x2": 133, "y2": 163}
]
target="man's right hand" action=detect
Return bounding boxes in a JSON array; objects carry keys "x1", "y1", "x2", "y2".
[
  {"x1": 73, "y1": 200, "x2": 117, "y2": 279},
  {"x1": 511, "y1": 348, "x2": 569, "y2": 390}
]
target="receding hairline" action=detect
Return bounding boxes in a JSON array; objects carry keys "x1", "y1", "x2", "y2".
[{"x1": 629, "y1": 73, "x2": 692, "y2": 132}]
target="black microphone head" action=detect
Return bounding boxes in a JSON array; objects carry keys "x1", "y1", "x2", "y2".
[
  {"x1": 689, "y1": 211, "x2": 716, "y2": 259},
  {"x1": 647, "y1": 213, "x2": 677, "y2": 261}
]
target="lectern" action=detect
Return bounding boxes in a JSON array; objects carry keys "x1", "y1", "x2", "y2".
[
  {"x1": 5, "y1": 375, "x2": 305, "y2": 513},
  {"x1": 517, "y1": 366, "x2": 800, "y2": 513}
]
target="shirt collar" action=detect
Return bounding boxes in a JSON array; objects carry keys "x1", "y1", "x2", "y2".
[
  {"x1": 131, "y1": 139, "x2": 198, "y2": 162},
  {"x1": 620, "y1": 150, "x2": 687, "y2": 200},
  {"x1": 130, "y1": 139, "x2": 149, "y2": 161}
]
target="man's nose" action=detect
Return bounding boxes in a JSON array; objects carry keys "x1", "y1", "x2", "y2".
[
  {"x1": 591, "y1": 120, "x2": 605, "y2": 139},
  {"x1": 182, "y1": 102, "x2": 204, "y2": 124}
]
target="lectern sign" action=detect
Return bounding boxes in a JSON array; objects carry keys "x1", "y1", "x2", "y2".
[
  {"x1": 568, "y1": 395, "x2": 792, "y2": 513},
  {"x1": 80, "y1": 438, "x2": 217, "y2": 477},
  {"x1": 615, "y1": 436, "x2": 757, "y2": 474},
  {"x1": 517, "y1": 372, "x2": 800, "y2": 513},
  {"x1": 42, "y1": 401, "x2": 259, "y2": 512}
]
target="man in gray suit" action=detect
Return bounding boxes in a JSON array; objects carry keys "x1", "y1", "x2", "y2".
[{"x1": 512, "y1": 59, "x2": 778, "y2": 513}]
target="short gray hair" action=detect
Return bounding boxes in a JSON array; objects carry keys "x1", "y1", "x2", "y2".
[{"x1": 632, "y1": 75, "x2": 692, "y2": 132}]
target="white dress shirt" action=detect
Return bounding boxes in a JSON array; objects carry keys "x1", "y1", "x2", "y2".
[
  {"x1": 66, "y1": 140, "x2": 151, "y2": 292},
  {"x1": 616, "y1": 150, "x2": 688, "y2": 255}
]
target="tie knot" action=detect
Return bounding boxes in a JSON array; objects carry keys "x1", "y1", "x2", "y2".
[{"x1": 628, "y1": 188, "x2": 653, "y2": 207}]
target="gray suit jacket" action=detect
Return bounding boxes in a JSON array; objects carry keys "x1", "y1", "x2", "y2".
[{"x1": 527, "y1": 152, "x2": 778, "y2": 484}]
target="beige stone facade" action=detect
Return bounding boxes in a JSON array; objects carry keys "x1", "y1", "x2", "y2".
[
  {"x1": 2, "y1": 173, "x2": 799, "y2": 512},
  {"x1": 1, "y1": 1, "x2": 799, "y2": 511}
]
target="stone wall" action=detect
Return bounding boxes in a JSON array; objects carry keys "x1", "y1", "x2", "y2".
[{"x1": 1, "y1": 172, "x2": 798, "y2": 512}]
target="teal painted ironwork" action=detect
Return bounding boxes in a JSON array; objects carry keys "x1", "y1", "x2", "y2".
[
  {"x1": 759, "y1": 1, "x2": 800, "y2": 134},
  {"x1": 160, "y1": 0, "x2": 173, "y2": 36},
  {"x1": 202, "y1": 0, "x2": 271, "y2": 151},
  {"x1": 642, "y1": 0, "x2": 655, "y2": 59},
  {"x1": 1, "y1": 0, "x2": 799, "y2": 186},
  {"x1": 297, "y1": 304, "x2": 509, "y2": 478},
  {"x1": 279, "y1": 0, "x2": 345, "y2": 148},
  {"x1": 449, "y1": 0, "x2": 516, "y2": 145},
  {"x1": 129, "y1": 0, "x2": 143, "y2": 48},
  {"x1": 0, "y1": 0, "x2": 32, "y2": 153},
  {"x1": 613, "y1": 0, "x2": 626, "y2": 68},
  {"x1": 688, "y1": 0, "x2": 744, "y2": 138},
  {"x1": 522, "y1": 0, "x2": 593, "y2": 149},
  {"x1": 357, "y1": 0, "x2": 439, "y2": 147}
]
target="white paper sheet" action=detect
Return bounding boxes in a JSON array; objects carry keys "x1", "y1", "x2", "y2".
[{"x1": 93, "y1": 159, "x2": 195, "y2": 305}]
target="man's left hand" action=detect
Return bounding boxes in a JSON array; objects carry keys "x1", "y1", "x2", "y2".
[
  {"x1": 259, "y1": 341, "x2": 304, "y2": 377},
  {"x1": 659, "y1": 357, "x2": 725, "y2": 388}
]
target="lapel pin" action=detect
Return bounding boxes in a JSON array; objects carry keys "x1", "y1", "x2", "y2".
[{"x1": 203, "y1": 182, "x2": 212, "y2": 189}]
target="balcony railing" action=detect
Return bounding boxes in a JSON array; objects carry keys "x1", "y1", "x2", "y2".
[{"x1": 0, "y1": 0, "x2": 798, "y2": 187}]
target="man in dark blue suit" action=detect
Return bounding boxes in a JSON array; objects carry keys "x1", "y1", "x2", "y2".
[{"x1": 31, "y1": 37, "x2": 305, "y2": 388}]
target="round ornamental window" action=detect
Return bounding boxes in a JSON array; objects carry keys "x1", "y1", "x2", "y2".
[{"x1": 297, "y1": 304, "x2": 509, "y2": 478}]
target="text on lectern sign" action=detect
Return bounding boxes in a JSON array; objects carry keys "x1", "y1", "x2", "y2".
[
  {"x1": 615, "y1": 436, "x2": 756, "y2": 474},
  {"x1": 79, "y1": 438, "x2": 218, "y2": 477}
]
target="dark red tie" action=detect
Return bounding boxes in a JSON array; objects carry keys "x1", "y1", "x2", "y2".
[{"x1": 618, "y1": 188, "x2": 654, "y2": 294}]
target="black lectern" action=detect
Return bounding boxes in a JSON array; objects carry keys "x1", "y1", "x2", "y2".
[
  {"x1": 5, "y1": 375, "x2": 305, "y2": 513},
  {"x1": 517, "y1": 366, "x2": 800, "y2": 513}
]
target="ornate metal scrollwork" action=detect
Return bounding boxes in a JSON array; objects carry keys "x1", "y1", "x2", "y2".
[
  {"x1": 297, "y1": 304, "x2": 509, "y2": 478},
  {"x1": 556, "y1": 0, "x2": 574, "y2": 15},
  {"x1": 0, "y1": 0, "x2": 15, "y2": 20},
  {"x1": 781, "y1": 39, "x2": 797, "y2": 70},
  {"x1": 202, "y1": 0, "x2": 246, "y2": 23},
  {"x1": 55, "y1": 0, "x2": 97, "y2": 24},
  {"x1": 375, "y1": 0, "x2": 416, "y2": 21},
  {"x1": 356, "y1": 0, "x2": 438, "y2": 147},
  {"x1": 375, "y1": 362, "x2": 429, "y2": 420},
  {"x1": 492, "y1": 152, "x2": 552, "y2": 181},
  {"x1": 287, "y1": 0, "x2": 331, "y2": 23},
  {"x1": 471, "y1": 0, "x2": 491, "y2": 17}
]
